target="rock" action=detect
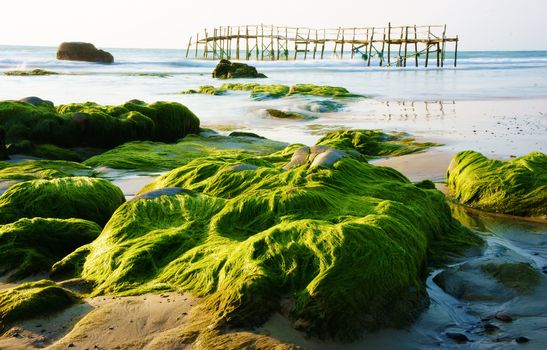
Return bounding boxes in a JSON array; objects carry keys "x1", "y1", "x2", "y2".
[
  {"x1": 4, "y1": 69, "x2": 58, "y2": 76},
  {"x1": 483, "y1": 323, "x2": 500, "y2": 333},
  {"x1": 495, "y1": 313, "x2": 513, "y2": 323},
  {"x1": 446, "y1": 332, "x2": 469, "y2": 343},
  {"x1": 57, "y1": 42, "x2": 114, "y2": 63},
  {"x1": 133, "y1": 187, "x2": 188, "y2": 200},
  {"x1": 19, "y1": 96, "x2": 54, "y2": 107},
  {"x1": 446, "y1": 150, "x2": 547, "y2": 217},
  {"x1": 229, "y1": 131, "x2": 265, "y2": 139},
  {"x1": 0, "y1": 218, "x2": 101, "y2": 280},
  {"x1": 212, "y1": 59, "x2": 267, "y2": 79},
  {"x1": 265, "y1": 109, "x2": 317, "y2": 120},
  {"x1": 515, "y1": 336, "x2": 529, "y2": 344}
]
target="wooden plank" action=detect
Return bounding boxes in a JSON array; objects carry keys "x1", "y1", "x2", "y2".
[
  {"x1": 414, "y1": 25, "x2": 418, "y2": 67},
  {"x1": 236, "y1": 27, "x2": 240, "y2": 60},
  {"x1": 403, "y1": 27, "x2": 408, "y2": 67},
  {"x1": 387, "y1": 22, "x2": 391, "y2": 66},
  {"x1": 454, "y1": 35, "x2": 459, "y2": 67},
  {"x1": 367, "y1": 27, "x2": 374, "y2": 66},
  {"x1": 185, "y1": 36, "x2": 192, "y2": 58}
]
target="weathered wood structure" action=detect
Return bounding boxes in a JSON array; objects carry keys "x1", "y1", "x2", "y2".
[{"x1": 185, "y1": 23, "x2": 459, "y2": 67}]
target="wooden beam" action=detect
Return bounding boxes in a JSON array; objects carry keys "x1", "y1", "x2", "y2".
[
  {"x1": 414, "y1": 25, "x2": 418, "y2": 67},
  {"x1": 387, "y1": 22, "x2": 391, "y2": 66},
  {"x1": 454, "y1": 35, "x2": 459, "y2": 67}
]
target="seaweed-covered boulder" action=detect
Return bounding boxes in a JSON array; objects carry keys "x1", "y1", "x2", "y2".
[
  {"x1": 56, "y1": 42, "x2": 114, "y2": 63},
  {"x1": 289, "y1": 84, "x2": 361, "y2": 98},
  {"x1": 446, "y1": 151, "x2": 547, "y2": 217},
  {"x1": 19, "y1": 96, "x2": 54, "y2": 107},
  {"x1": 0, "y1": 280, "x2": 78, "y2": 326},
  {"x1": 64, "y1": 145, "x2": 480, "y2": 340},
  {"x1": 0, "y1": 177, "x2": 125, "y2": 226},
  {"x1": 265, "y1": 109, "x2": 316, "y2": 120},
  {"x1": 250, "y1": 84, "x2": 290, "y2": 100},
  {"x1": 0, "y1": 160, "x2": 93, "y2": 182},
  {"x1": 83, "y1": 134, "x2": 287, "y2": 171},
  {"x1": 0, "y1": 99, "x2": 200, "y2": 151},
  {"x1": 0, "y1": 218, "x2": 101, "y2": 280},
  {"x1": 212, "y1": 59, "x2": 267, "y2": 79},
  {"x1": 317, "y1": 129, "x2": 440, "y2": 157}
]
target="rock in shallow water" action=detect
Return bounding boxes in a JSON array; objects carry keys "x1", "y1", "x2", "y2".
[
  {"x1": 212, "y1": 59, "x2": 267, "y2": 79},
  {"x1": 56, "y1": 42, "x2": 114, "y2": 63}
]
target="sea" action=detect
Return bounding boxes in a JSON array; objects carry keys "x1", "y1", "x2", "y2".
[{"x1": 1, "y1": 45, "x2": 546, "y2": 350}]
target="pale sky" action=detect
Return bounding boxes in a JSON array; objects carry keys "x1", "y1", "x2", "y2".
[{"x1": 1, "y1": 0, "x2": 546, "y2": 51}]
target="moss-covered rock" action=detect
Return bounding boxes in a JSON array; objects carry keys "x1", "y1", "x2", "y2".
[
  {"x1": 69, "y1": 144, "x2": 479, "y2": 340},
  {"x1": 304, "y1": 100, "x2": 345, "y2": 113},
  {"x1": 265, "y1": 109, "x2": 317, "y2": 121},
  {"x1": 317, "y1": 129, "x2": 440, "y2": 157},
  {"x1": 288, "y1": 84, "x2": 361, "y2": 98},
  {"x1": 0, "y1": 280, "x2": 78, "y2": 326},
  {"x1": 4, "y1": 69, "x2": 59, "y2": 76},
  {"x1": 219, "y1": 83, "x2": 260, "y2": 91},
  {"x1": 0, "y1": 99, "x2": 200, "y2": 152},
  {"x1": 57, "y1": 42, "x2": 113, "y2": 63},
  {"x1": 481, "y1": 262, "x2": 540, "y2": 293},
  {"x1": 446, "y1": 151, "x2": 547, "y2": 217},
  {"x1": 83, "y1": 134, "x2": 288, "y2": 171},
  {"x1": 250, "y1": 84, "x2": 290, "y2": 100},
  {"x1": 0, "y1": 177, "x2": 124, "y2": 226},
  {"x1": 212, "y1": 59, "x2": 267, "y2": 79},
  {"x1": 0, "y1": 160, "x2": 93, "y2": 182},
  {"x1": 181, "y1": 86, "x2": 227, "y2": 95},
  {"x1": 0, "y1": 218, "x2": 101, "y2": 280}
]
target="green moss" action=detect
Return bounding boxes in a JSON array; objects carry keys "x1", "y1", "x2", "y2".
[
  {"x1": 73, "y1": 144, "x2": 479, "y2": 340},
  {"x1": 446, "y1": 151, "x2": 547, "y2": 217},
  {"x1": 83, "y1": 134, "x2": 288, "y2": 172},
  {"x1": 317, "y1": 129, "x2": 441, "y2": 157},
  {"x1": 288, "y1": 84, "x2": 362, "y2": 98},
  {"x1": 4, "y1": 69, "x2": 59, "y2": 76},
  {"x1": 0, "y1": 218, "x2": 101, "y2": 280},
  {"x1": 0, "y1": 280, "x2": 78, "y2": 325},
  {"x1": 0, "y1": 99, "x2": 200, "y2": 150},
  {"x1": 181, "y1": 86, "x2": 227, "y2": 95},
  {"x1": 0, "y1": 176, "x2": 124, "y2": 226},
  {"x1": 0, "y1": 160, "x2": 93, "y2": 181},
  {"x1": 250, "y1": 84, "x2": 290, "y2": 100},
  {"x1": 481, "y1": 262, "x2": 540, "y2": 293},
  {"x1": 265, "y1": 109, "x2": 317, "y2": 121},
  {"x1": 219, "y1": 83, "x2": 260, "y2": 91}
]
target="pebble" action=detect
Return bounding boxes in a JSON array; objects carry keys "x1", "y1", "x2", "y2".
[
  {"x1": 516, "y1": 336, "x2": 530, "y2": 344},
  {"x1": 484, "y1": 323, "x2": 499, "y2": 333},
  {"x1": 68, "y1": 343, "x2": 75, "y2": 348},
  {"x1": 446, "y1": 332, "x2": 469, "y2": 343},
  {"x1": 495, "y1": 314, "x2": 513, "y2": 323}
]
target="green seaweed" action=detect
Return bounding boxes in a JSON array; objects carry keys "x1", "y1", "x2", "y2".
[
  {"x1": 0, "y1": 99, "x2": 200, "y2": 151},
  {"x1": 266, "y1": 109, "x2": 317, "y2": 121},
  {"x1": 83, "y1": 134, "x2": 288, "y2": 172},
  {"x1": 288, "y1": 84, "x2": 361, "y2": 98},
  {"x1": 0, "y1": 280, "x2": 78, "y2": 326},
  {"x1": 70, "y1": 144, "x2": 479, "y2": 340},
  {"x1": 0, "y1": 160, "x2": 93, "y2": 181},
  {"x1": 0, "y1": 218, "x2": 101, "y2": 280},
  {"x1": 181, "y1": 86, "x2": 227, "y2": 95},
  {"x1": 0, "y1": 176, "x2": 125, "y2": 226},
  {"x1": 4, "y1": 69, "x2": 59, "y2": 76},
  {"x1": 219, "y1": 83, "x2": 260, "y2": 91},
  {"x1": 481, "y1": 262, "x2": 540, "y2": 293},
  {"x1": 250, "y1": 84, "x2": 290, "y2": 100},
  {"x1": 317, "y1": 129, "x2": 441, "y2": 157},
  {"x1": 446, "y1": 151, "x2": 547, "y2": 217}
]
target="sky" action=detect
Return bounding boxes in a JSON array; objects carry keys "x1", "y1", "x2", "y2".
[{"x1": 1, "y1": 0, "x2": 546, "y2": 51}]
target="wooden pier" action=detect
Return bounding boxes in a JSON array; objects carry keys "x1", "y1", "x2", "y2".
[{"x1": 185, "y1": 23, "x2": 459, "y2": 67}]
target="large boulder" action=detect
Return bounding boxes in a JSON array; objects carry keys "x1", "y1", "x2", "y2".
[
  {"x1": 57, "y1": 143, "x2": 481, "y2": 340},
  {"x1": 212, "y1": 59, "x2": 267, "y2": 79},
  {"x1": 446, "y1": 150, "x2": 547, "y2": 217},
  {"x1": 56, "y1": 42, "x2": 114, "y2": 63}
]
